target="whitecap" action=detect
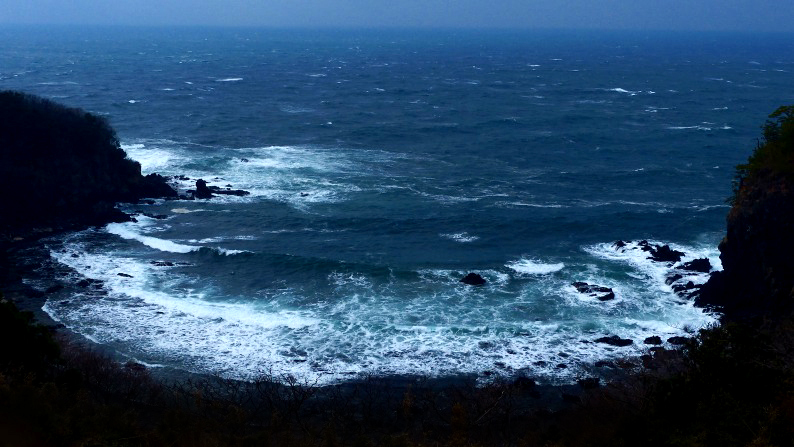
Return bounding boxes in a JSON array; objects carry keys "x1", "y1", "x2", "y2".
[
  {"x1": 507, "y1": 259, "x2": 565, "y2": 275},
  {"x1": 107, "y1": 222, "x2": 200, "y2": 253},
  {"x1": 440, "y1": 232, "x2": 480, "y2": 243},
  {"x1": 215, "y1": 77, "x2": 243, "y2": 82}
]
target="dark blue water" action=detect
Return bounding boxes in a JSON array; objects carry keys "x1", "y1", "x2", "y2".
[{"x1": 4, "y1": 27, "x2": 793, "y2": 384}]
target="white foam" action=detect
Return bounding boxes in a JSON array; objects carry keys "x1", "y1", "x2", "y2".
[
  {"x1": 440, "y1": 232, "x2": 479, "y2": 243},
  {"x1": 507, "y1": 259, "x2": 565, "y2": 275},
  {"x1": 216, "y1": 77, "x2": 243, "y2": 82},
  {"x1": 108, "y1": 222, "x2": 200, "y2": 254},
  {"x1": 609, "y1": 87, "x2": 638, "y2": 95}
]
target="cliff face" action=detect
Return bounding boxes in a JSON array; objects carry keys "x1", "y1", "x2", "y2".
[
  {"x1": 696, "y1": 172, "x2": 794, "y2": 317},
  {"x1": 0, "y1": 91, "x2": 176, "y2": 232},
  {"x1": 696, "y1": 106, "x2": 794, "y2": 319}
]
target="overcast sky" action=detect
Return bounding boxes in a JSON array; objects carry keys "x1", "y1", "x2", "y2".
[{"x1": 2, "y1": 0, "x2": 793, "y2": 32}]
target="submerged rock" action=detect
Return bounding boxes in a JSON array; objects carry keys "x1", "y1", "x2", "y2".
[
  {"x1": 460, "y1": 273, "x2": 486, "y2": 286},
  {"x1": 594, "y1": 335, "x2": 633, "y2": 347},
  {"x1": 572, "y1": 282, "x2": 615, "y2": 301}
]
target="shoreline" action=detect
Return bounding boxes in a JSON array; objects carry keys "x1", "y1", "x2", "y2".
[{"x1": 0, "y1": 224, "x2": 681, "y2": 412}]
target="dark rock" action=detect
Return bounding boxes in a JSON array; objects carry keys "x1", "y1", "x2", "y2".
[
  {"x1": 143, "y1": 213, "x2": 168, "y2": 220},
  {"x1": 174, "y1": 175, "x2": 191, "y2": 181},
  {"x1": 213, "y1": 188, "x2": 250, "y2": 197},
  {"x1": 577, "y1": 377, "x2": 600, "y2": 389},
  {"x1": 561, "y1": 393, "x2": 581, "y2": 404},
  {"x1": 614, "y1": 240, "x2": 627, "y2": 249},
  {"x1": 77, "y1": 279, "x2": 91, "y2": 288},
  {"x1": 460, "y1": 273, "x2": 486, "y2": 286},
  {"x1": 117, "y1": 273, "x2": 133, "y2": 278},
  {"x1": 240, "y1": 158, "x2": 249, "y2": 163},
  {"x1": 638, "y1": 240, "x2": 653, "y2": 251},
  {"x1": 667, "y1": 336, "x2": 689, "y2": 345},
  {"x1": 513, "y1": 376, "x2": 536, "y2": 389},
  {"x1": 27, "y1": 289, "x2": 46, "y2": 299},
  {"x1": 679, "y1": 258, "x2": 712, "y2": 273},
  {"x1": 644, "y1": 336, "x2": 663, "y2": 345},
  {"x1": 594, "y1": 335, "x2": 633, "y2": 347},
  {"x1": 556, "y1": 363, "x2": 567, "y2": 369},
  {"x1": 194, "y1": 179, "x2": 213, "y2": 199},
  {"x1": 649, "y1": 244, "x2": 685, "y2": 263},
  {"x1": 124, "y1": 361, "x2": 147, "y2": 372},
  {"x1": 666, "y1": 274, "x2": 683, "y2": 285},
  {"x1": 135, "y1": 173, "x2": 178, "y2": 200},
  {"x1": 152, "y1": 261, "x2": 175, "y2": 267},
  {"x1": 572, "y1": 282, "x2": 615, "y2": 301},
  {"x1": 557, "y1": 352, "x2": 569, "y2": 358},
  {"x1": 45, "y1": 284, "x2": 64, "y2": 294},
  {"x1": 594, "y1": 360, "x2": 614, "y2": 368},
  {"x1": 300, "y1": 192, "x2": 310, "y2": 197}
]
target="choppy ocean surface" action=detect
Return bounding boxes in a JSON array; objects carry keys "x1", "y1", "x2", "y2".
[{"x1": 3, "y1": 27, "x2": 794, "y2": 384}]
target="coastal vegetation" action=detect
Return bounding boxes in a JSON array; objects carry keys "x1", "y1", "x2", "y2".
[
  {"x1": 1, "y1": 93, "x2": 794, "y2": 445},
  {"x1": 0, "y1": 90, "x2": 176, "y2": 233}
]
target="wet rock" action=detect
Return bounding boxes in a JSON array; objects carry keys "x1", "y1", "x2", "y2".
[
  {"x1": 572, "y1": 282, "x2": 615, "y2": 301},
  {"x1": 174, "y1": 175, "x2": 191, "y2": 181},
  {"x1": 556, "y1": 363, "x2": 568, "y2": 369},
  {"x1": 644, "y1": 336, "x2": 663, "y2": 345},
  {"x1": 667, "y1": 336, "x2": 689, "y2": 345},
  {"x1": 513, "y1": 376, "x2": 536, "y2": 389},
  {"x1": 124, "y1": 361, "x2": 147, "y2": 372},
  {"x1": 117, "y1": 273, "x2": 133, "y2": 278},
  {"x1": 614, "y1": 240, "x2": 627, "y2": 249},
  {"x1": 194, "y1": 179, "x2": 213, "y2": 199},
  {"x1": 45, "y1": 284, "x2": 64, "y2": 294},
  {"x1": 594, "y1": 360, "x2": 614, "y2": 368},
  {"x1": 240, "y1": 158, "x2": 249, "y2": 163},
  {"x1": 679, "y1": 258, "x2": 712, "y2": 273},
  {"x1": 152, "y1": 261, "x2": 175, "y2": 267},
  {"x1": 649, "y1": 244, "x2": 685, "y2": 263},
  {"x1": 143, "y1": 213, "x2": 168, "y2": 220},
  {"x1": 577, "y1": 377, "x2": 600, "y2": 389},
  {"x1": 594, "y1": 335, "x2": 633, "y2": 347},
  {"x1": 208, "y1": 184, "x2": 250, "y2": 196},
  {"x1": 666, "y1": 274, "x2": 683, "y2": 285},
  {"x1": 460, "y1": 273, "x2": 486, "y2": 286}
]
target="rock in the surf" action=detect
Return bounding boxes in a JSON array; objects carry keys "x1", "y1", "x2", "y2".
[
  {"x1": 193, "y1": 179, "x2": 213, "y2": 199},
  {"x1": 572, "y1": 282, "x2": 615, "y2": 301},
  {"x1": 679, "y1": 258, "x2": 712, "y2": 273},
  {"x1": 460, "y1": 273, "x2": 486, "y2": 286},
  {"x1": 594, "y1": 335, "x2": 633, "y2": 347}
]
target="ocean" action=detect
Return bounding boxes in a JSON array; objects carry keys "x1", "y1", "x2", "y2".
[{"x1": 3, "y1": 26, "x2": 793, "y2": 385}]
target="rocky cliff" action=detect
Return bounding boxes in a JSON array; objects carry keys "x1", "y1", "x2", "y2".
[
  {"x1": 0, "y1": 91, "x2": 176, "y2": 233},
  {"x1": 696, "y1": 106, "x2": 794, "y2": 319}
]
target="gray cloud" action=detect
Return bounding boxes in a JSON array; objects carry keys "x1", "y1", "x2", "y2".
[{"x1": 1, "y1": 0, "x2": 792, "y2": 32}]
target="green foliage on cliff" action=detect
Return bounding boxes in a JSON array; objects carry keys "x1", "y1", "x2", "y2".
[{"x1": 734, "y1": 105, "x2": 794, "y2": 198}]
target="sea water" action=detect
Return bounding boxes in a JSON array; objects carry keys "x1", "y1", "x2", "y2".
[{"x1": 3, "y1": 27, "x2": 793, "y2": 384}]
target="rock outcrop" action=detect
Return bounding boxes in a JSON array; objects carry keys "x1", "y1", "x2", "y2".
[
  {"x1": 0, "y1": 91, "x2": 177, "y2": 233},
  {"x1": 696, "y1": 106, "x2": 794, "y2": 319},
  {"x1": 460, "y1": 273, "x2": 486, "y2": 286}
]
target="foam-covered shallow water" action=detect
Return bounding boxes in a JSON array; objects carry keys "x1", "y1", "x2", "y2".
[{"x1": 5, "y1": 27, "x2": 793, "y2": 385}]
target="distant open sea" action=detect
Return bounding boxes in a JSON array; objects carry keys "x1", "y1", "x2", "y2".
[{"x1": 3, "y1": 26, "x2": 794, "y2": 384}]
